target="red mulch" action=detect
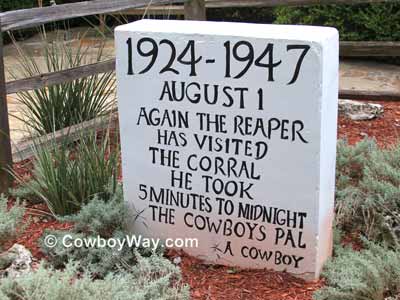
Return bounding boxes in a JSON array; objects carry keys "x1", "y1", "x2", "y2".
[
  {"x1": 4, "y1": 200, "x2": 72, "y2": 259},
  {"x1": 167, "y1": 250, "x2": 323, "y2": 300},
  {"x1": 338, "y1": 101, "x2": 400, "y2": 147},
  {"x1": 4, "y1": 100, "x2": 400, "y2": 300},
  {"x1": 8, "y1": 212, "x2": 72, "y2": 260}
]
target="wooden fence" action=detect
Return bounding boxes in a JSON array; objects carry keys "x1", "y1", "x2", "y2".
[{"x1": 0, "y1": 0, "x2": 400, "y2": 193}]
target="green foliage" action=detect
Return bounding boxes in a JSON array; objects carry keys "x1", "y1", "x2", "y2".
[
  {"x1": 0, "y1": 257, "x2": 189, "y2": 300},
  {"x1": 10, "y1": 130, "x2": 119, "y2": 216},
  {"x1": 10, "y1": 31, "x2": 115, "y2": 135},
  {"x1": 0, "y1": 0, "x2": 36, "y2": 11},
  {"x1": 335, "y1": 139, "x2": 400, "y2": 245},
  {"x1": 314, "y1": 241, "x2": 400, "y2": 300},
  {"x1": 335, "y1": 139, "x2": 376, "y2": 228},
  {"x1": 208, "y1": 7, "x2": 274, "y2": 23},
  {"x1": 331, "y1": 139, "x2": 400, "y2": 300},
  {"x1": 8, "y1": 185, "x2": 42, "y2": 204},
  {"x1": 62, "y1": 186, "x2": 126, "y2": 238},
  {"x1": 39, "y1": 187, "x2": 147, "y2": 277},
  {"x1": 0, "y1": 195, "x2": 25, "y2": 251},
  {"x1": 274, "y1": 3, "x2": 400, "y2": 41}
]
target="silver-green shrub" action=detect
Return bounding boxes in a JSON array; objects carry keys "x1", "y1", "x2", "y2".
[
  {"x1": 40, "y1": 186, "x2": 155, "y2": 277},
  {"x1": 314, "y1": 241, "x2": 400, "y2": 300},
  {"x1": 0, "y1": 256, "x2": 189, "y2": 300},
  {"x1": 316, "y1": 140, "x2": 400, "y2": 300},
  {"x1": 0, "y1": 195, "x2": 25, "y2": 251},
  {"x1": 335, "y1": 139, "x2": 400, "y2": 245}
]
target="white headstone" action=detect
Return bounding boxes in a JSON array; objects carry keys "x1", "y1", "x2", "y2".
[{"x1": 115, "y1": 20, "x2": 338, "y2": 280}]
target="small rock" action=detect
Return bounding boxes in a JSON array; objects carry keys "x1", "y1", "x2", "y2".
[
  {"x1": 385, "y1": 294, "x2": 400, "y2": 300},
  {"x1": 173, "y1": 256, "x2": 182, "y2": 265},
  {"x1": 227, "y1": 268, "x2": 238, "y2": 274},
  {"x1": 0, "y1": 244, "x2": 33, "y2": 279},
  {"x1": 339, "y1": 99, "x2": 383, "y2": 121},
  {"x1": 360, "y1": 132, "x2": 368, "y2": 137},
  {"x1": 32, "y1": 216, "x2": 40, "y2": 223}
]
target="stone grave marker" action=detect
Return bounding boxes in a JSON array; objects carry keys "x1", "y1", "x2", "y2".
[{"x1": 115, "y1": 20, "x2": 338, "y2": 280}]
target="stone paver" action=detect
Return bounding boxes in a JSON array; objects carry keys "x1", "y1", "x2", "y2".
[{"x1": 340, "y1": 59, "x2": 400, "y2": 95}]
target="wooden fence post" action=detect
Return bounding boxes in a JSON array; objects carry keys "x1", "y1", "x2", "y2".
[
  {"x1": 99, "y1": 14, "x2": 106, "y2": 34},
  {"x1": 184, "y1": 0, "x2": 206, "y2": 20},
  {"x1": 0, "y1": 21, "x2": 13, "y2": 194}
]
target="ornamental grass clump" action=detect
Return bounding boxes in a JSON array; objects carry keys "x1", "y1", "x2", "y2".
[
  {"x1": 9, "y1": 29, "x2": 115, "y2": 135},
  {"x1": 10, "y1": 129, "x2": 119, "y2": 216}
]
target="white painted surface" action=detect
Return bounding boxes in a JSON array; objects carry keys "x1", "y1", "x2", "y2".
[{"x1": 115, "y1": 19, "x2": 338, "y2": 280}]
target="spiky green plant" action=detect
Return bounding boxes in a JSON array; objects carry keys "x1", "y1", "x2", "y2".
[
  {"x1": 10, "y1": 127, "x2": 119, "y2": 216},
  {"x1": 9, "y1": 29, "x2": 115, "y2": 135}
]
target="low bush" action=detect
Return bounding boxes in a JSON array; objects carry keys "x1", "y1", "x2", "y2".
[
  {"x1": 62, "y1": 186, "x2": 126, "y2": 238},
  {"x1": 316, "y1": 140, "x2": 400, "y2": 300},
  {"x1": 11, "y1": 130, "x2": 119, "y2": 216},
  {"x1": 314, "y1": 241, "x2": 400, "y2": 300},
  {"x1": 334, "y1": 139, "x2": 375, "y2": 228},
  {"x1": 0, "y1": 257, "x2": 189, "y2": 300},
  {"x1": 39, "y1": 186, "x2": 149, "y2": 277},
  {"x1": 335, "y1": 139, "x2": 400, "y2": 245},
  {"x1": 0, "y1": 195, "x2": 25, "y2": 251},
  {"x1": 274, "y1": 3, "x2": 400, "y2": 41}
]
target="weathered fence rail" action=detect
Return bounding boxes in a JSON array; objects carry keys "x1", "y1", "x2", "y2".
[
  {"x1": 0, "y1": 0, "x2": 400, "y2": 193},
  {"x1": 340, "y1": 41, "x2": 400, "y2": 57},
  {"x1": 0, "y1": 0, "x2": 184, "y2": 31},
  {"x1": 5, "y1": 59, "x2": 116, "y2": 94},
  {"x1": 12, "y1": 110, "x2": 118, "y2": 163}
]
